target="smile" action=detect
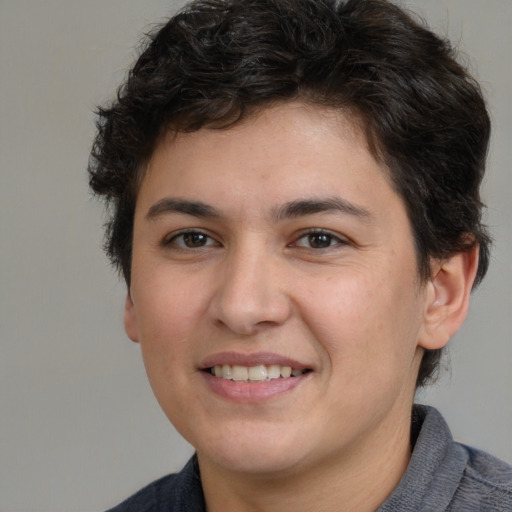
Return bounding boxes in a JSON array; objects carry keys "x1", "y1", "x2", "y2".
[{"x1": 209, "y1": 364, "x2": 309, "y2": 382}]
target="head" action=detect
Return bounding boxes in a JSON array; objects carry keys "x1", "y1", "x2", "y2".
[{"x1": 89, "y1": 0, "x2": 490, "y2": 388}]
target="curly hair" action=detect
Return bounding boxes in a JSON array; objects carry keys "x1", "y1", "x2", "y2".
[{"x1": 88, "y1": 0, "x2": 491, "y2": 387}]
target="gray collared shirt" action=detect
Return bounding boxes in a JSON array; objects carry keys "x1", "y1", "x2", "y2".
[{"x1": 106, "y1": 405, "x2": 512, "y2": 511}]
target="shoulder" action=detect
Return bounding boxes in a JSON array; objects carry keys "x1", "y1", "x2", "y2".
[
  {"x1": 105, "y1": 473, "x2": 179, "y2": 512},
  {"x1": 448, "y1": 443, "x2": 512, "y2": 511},
  {"x1": 104, "y1": 456, "x2": 205, "y2": 512},
  {"x1": 379, "y1": 406, "x2": 512, "y2": 512}
]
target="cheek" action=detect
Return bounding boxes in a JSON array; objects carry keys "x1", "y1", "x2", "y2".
[
  {"x1": 299, "y1": 268, "x2": 423, "y2": 377},
  {"x1": 133, "y1": 282, "x2": 203, "y2": 421},
  {"x1": 133, "y1": 262, "x2": 207, "y2": 338},
  {"x1": 131, "y1": 273, "x2": 208, "y2": 386}
]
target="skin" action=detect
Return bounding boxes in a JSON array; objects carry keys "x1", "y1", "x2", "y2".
[{"x1": 124, "y1": 103, "x2": 478, "y2": 512}]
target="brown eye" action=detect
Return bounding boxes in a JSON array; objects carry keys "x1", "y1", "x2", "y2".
[
  {"x1": 167, "y1": 231, "x2": 218, "y2": 249},
  {"x1": 293, "y1": 230, "x2": 346, "y2": 250},
  {"x1": 307, "y1": 233, "x2": 332, "y2": 249},
  {"x1": 182, "y1": 232, "x2": 208, "y2": 248}
]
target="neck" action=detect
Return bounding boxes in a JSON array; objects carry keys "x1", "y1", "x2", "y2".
[{"x1": 199, "y1": 403, "x2": 414, "y2": 512}]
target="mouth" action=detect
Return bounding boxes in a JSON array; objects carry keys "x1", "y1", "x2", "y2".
[
  {"x1": 207, "y1": 364, "x2": 311, "y2": 382},
  {"x1": 199, "y1": 353, "x2": 312, "y2": 402}
]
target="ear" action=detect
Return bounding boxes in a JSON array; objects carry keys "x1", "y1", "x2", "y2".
[
  {"x1": 123, "y1": 292, "x2": 140, "y2": 343},
  {"x1": 419, "y1": 245, "x2": 479, "y2": 350}
]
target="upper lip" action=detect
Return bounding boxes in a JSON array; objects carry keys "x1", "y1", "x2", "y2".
[{"x1": 199, "y1": 352, "x2": 311, "y2": 371}]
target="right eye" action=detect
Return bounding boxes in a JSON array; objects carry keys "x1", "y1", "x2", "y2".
[
  {"x1": 291, "y1": 229, "x2": 348, "y2": 251},
  {"x1": 165, "y1": 230, "x2": 219, "y2": 249}
]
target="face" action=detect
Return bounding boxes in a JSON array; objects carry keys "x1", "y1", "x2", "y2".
[{"x1": 125, "y1": 103, "x2": 432, "y2": 478}]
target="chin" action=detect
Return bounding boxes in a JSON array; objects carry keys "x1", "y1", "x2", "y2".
[
  {"x1": 194, "y1": 422, "x2": 314, "y2": 476},
  {"x1": 201, "y1": 446, "x2": 308, "y2": 477}
]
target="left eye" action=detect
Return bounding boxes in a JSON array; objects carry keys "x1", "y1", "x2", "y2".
[
  {"x1": 167, "y1": 231, "x2": 218, "y2": 249},
  {"x1": 294, "y1": 231, "x2": 346, "y2": 249}
]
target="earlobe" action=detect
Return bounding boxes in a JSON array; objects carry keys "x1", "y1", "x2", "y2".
[
  {"x1": 124, "y1": 292, "x2": 140, "y2": 343},
  {"x1": 419, "y1": 245, "x2": 479, "y2": 350}
]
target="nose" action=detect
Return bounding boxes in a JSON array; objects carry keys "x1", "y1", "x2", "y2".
[{"x1": 209, "y1": 242, "x2": 292, "y2": 336}]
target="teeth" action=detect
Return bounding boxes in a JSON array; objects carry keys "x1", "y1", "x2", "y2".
[
  {"x1": 267, "y1": 365, "x2": 281, "y2": 379},
  {"x1": 222, "y1": 364, "x2": 232, "y2": 380},
  {"x1": 248, "y1": 365, "x2": 267, "y2": 381},
  {"x1": 211, "y1": 364, "x2": 306, "y2": 382},
  {"x1": 280, "y1": 366, "x2": 292, "y2": 378},
  {"x1": 231, "y1": 365, "x2": 248, "y2": 381}
]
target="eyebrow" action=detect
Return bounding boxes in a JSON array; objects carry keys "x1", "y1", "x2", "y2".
[
  {"x1": 145, "y1": 196, "x2": 373, "y2": 223},
  {"x1": 145, "y1": 198, "x2": 220, "y2": 220},
  {"x1": 274, "y1": 197, "x2": 373, "y2": 222}
]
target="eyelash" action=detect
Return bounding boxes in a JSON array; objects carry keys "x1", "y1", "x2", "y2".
[
  {"x1": 291, "y1": 229, "x2": 348, "y2": 250},
  {"x1": 163, "y1": 229, "x2": 220, "y2": 249},
  {"x1": 163, "y1": 228, "x2": 347, "y2": 251}
]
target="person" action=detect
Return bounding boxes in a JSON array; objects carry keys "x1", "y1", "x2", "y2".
[{"x1": 88, "y1": 0, "x2": 512, "y2": 510}]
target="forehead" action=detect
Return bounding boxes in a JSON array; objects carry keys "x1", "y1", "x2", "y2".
[{"x1": 138, "y1": 103, "x2": 396, "y2": 213}]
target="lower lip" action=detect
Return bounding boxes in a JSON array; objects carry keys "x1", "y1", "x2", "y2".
[{"x1": 201, "y1": 371, "x2": 309, "y2": 403}]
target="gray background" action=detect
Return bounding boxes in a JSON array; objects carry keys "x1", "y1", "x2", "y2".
[{"x1": 1, "y1": 1, "x2": 510, "y2": 511}]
